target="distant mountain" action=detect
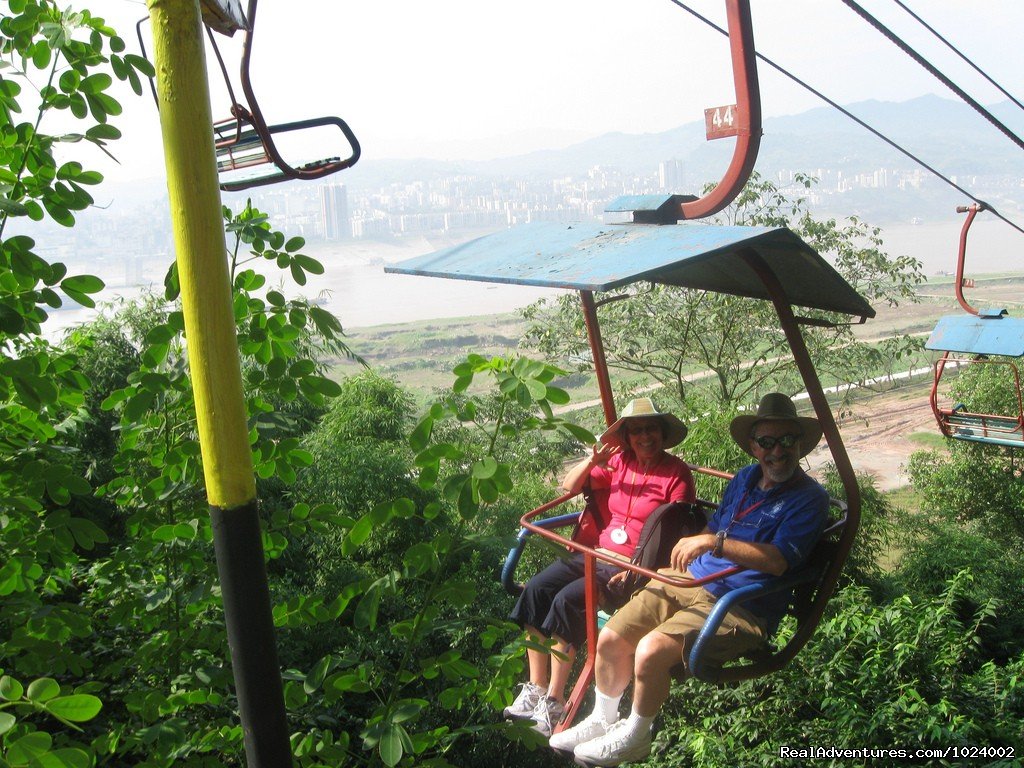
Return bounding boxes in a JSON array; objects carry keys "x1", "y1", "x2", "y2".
[{"x1": 346, "y1": 94, "x2": 1024, "y2": 184}]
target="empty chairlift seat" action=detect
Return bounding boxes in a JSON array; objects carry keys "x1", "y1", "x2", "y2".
[{"x1": 926, "y1": 310, "x2": 1024, "y2": 449}]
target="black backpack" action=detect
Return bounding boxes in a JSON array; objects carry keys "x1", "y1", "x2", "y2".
[{"x1": 604, "y1": 501, "x2": 707, "y2": 611}]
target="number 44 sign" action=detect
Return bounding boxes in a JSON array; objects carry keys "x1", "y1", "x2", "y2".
[{"x1": 704, "y1": 104, "x2": 743, "y2": 140}]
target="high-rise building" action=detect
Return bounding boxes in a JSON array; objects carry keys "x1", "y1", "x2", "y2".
[
  {"x1": 320, "y1": 183, "x2": 350, "y2": 240},
  {"x1": 658, "y1": 159, "x2": 684, "y2": 191}
]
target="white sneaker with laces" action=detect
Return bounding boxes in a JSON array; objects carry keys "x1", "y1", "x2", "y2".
[
  {"x1": 503, "y1": 682, "x2": 545, "y2": 720},
  {"x1": 529, "y1": 695, "x2": 565, "y2": 737},
  {"x1": 548, "y1": 710, "x2": 615, "y2": 754},
  {"x1": 572, "y1": 719, "x2": 652, "y2": 767}
]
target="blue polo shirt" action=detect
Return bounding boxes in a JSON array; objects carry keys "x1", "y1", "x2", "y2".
[{"x1": 688, "y1": 464, "x2": 829, "y2": 632}]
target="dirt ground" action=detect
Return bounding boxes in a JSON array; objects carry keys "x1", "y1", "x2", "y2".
[{"x1": 804, "y1": 387, "x2": 939, "y2": 491}]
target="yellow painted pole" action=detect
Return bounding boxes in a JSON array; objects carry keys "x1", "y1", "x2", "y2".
[
  {"x1": 148, "y1": 0, "x2": 252, "y2": 508},
  {"x1": 147, "y1": 1, "x2": 292, "y2": 764}
]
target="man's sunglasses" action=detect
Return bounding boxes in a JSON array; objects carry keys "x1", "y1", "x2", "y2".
[{"x1": 752, "y1": 434, "x2": 801, "y2": 450}]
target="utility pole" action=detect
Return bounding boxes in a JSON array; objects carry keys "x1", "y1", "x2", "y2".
[{"x1": 146, "y1": 0, "x2": 292, "y2": 763}]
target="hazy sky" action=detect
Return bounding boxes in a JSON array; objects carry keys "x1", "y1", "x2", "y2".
[{"x1": 89, "y1": 0, "x2": 1024, "y2": 183}]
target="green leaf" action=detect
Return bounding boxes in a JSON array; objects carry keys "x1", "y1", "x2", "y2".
[
  {"x1": 173, "y1": 521, "x2": 198, "y2": 541},
  {"x1": 304, "y1": 655, "x2": 333, "y2": 694},
  {"x1": 353, "y1": 585, "x2": 382, "y2": 630},
  {"x1": 545, "y1": 385, "x2": 571, "y2": 405},
  {"x1": 293, "y1": 253, "x2": 324, "y2": 274},
  {"x1": 345, "y1": 514, "x2": 374, "y2": 551},
  {"x1": 85, "y1": 123, "x2": 121, "y2": 142},
  {"x1": 562, "y1": 423, "x2": 596, "y2": 445},
  {"x1": 66, "y1": 517, "x2": 108, "y2": 549},
  {"x1": 0, "y1": 711, "x2": 15, "y2": 735},
  {"x1": 26, "y1": 677, "x2": 60, "y2": 702},
  {"x1": 80, "y1": 73, "x2": 113, "y2": 95},
  {"x1": 151, "y1": 525, "x2": 177, "y2": 543},
  {"x1": 378, "y1": 724, "x2": 404, "y2": 767},
  {"x1": 60, "y1": 274, "x2": 104, "y2": 295},
  {"x1": 403, "y1": 542, "x2": 439, "y2": 577},
  {"x1": 471, "y1": 456, "x2": 498, "y2": 479},
  {"x1": 0, "y1": 675, "x2": 24, "y2": 700},
  {"x1": 390, "y1": 700, "x2": 425, "y2": 724},
  {"x1": 0, "y1": 196, "x2": 30, "y2": 216},
  {"x1": 6, "y1": 730, "x2": 52, "y2": 762},
  {"x1": 45, "y1": 694, "x2": 102, "y2": 722},
  {"x1": 409, "y1": 416, "x2": 433, "y2": 452},
  {"x1": 164, "y1": 262, "x2": 180, "y2": 300},
  {"x1": 37, "y1": 747, "x2": 96, "y2": 767},
  {"x1": 524, "y1": 376, "x2": 547, "y2": 400},
  {"x1": 457, "y1": 478, "x2": 477, "y2": 519}
]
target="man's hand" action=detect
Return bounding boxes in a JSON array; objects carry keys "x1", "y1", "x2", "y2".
[
  {"x1": 670, "y1": 533, "x2": 716, "y2": 571},
  {"x1": 607, "y1": 569, "x2": 630, "y2": 589}
]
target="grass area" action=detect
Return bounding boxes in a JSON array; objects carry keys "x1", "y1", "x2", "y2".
[
  {"x1": 328, "y1": 272, "x2": 1023, "y2": 416},
  {"x1": 907, "y1": 431, "x2": 948, "y2": 450},
  {"x1": 885, "y1": 485, "x2": 926, "y2": 517},
  {"x1": 333, "y1": 312, "x2": 528, "y2": 403}
]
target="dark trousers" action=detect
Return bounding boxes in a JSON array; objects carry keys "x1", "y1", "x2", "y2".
[{"x1": 509, "y1": 553, "x2": 623, "y2": 647}]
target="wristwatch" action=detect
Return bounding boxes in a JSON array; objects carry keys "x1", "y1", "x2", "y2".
[{"x1": 713, "y1": 529, "x2": 727, "y2": 558}]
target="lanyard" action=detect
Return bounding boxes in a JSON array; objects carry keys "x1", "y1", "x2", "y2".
[
  {"x1": 722, "y1": 473, "x2": 796, "y2": 534},
  {"x1": 622, "y1": 454, "x2": 661, "y2": 528}
]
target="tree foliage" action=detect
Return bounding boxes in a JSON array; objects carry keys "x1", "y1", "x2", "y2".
[
  {"x1": 3, "y1": 5, "x2": 1019, "y2": 767},
  {"x1": 656, "y1": 574, "x2": 1023, "y2": 767},
  {"x1": 521, "y1": 173, "x2": 925, "y2": 409},
  {"x1": 907, "y1": 360, "x2": 1024, "y2": 535},
  {"x1": 0, "y1": 3, "x2": 150, "y2": 764}
]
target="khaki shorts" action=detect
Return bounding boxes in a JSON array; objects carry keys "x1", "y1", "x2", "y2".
[{"x1": 604, "y1": 568, "x2": 767, "y2": 673}]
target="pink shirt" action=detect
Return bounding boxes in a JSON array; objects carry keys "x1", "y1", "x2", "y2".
[{"x1": 588, "y1": 451, "x2": 695, "y2": 557}]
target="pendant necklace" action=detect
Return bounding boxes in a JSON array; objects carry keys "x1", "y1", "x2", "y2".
[{"x1": 611, "y1": 456, "x2": 659, "y2": 545}]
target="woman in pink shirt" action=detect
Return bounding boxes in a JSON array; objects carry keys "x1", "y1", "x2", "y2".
[{"x1": 504, "y1": 398, "x2": 695, "y2": 736}]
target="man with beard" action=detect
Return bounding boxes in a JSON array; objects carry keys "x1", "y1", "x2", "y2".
[{"x1": 550, "y1": 393, "x2": 829, "y2": 767}]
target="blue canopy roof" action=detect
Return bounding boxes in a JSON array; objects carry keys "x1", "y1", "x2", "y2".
[
  {"x1": 385, "y1": 221, "x2": 875, "y2": 318},
  {"x1": 926, "y1": 312, "x2": 1024, "y2": 356}
]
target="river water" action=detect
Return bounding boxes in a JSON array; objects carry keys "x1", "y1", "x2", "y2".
[
  {"x1": 305, "y1": 218, "x2": 1023, "y2": 329},
  {"x1": 42, "y1": 217, "x2": 1023, "y2": 338}
]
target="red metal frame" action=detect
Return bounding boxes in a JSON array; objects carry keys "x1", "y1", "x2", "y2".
[
  {"x1": 953, "y1": 203, "x2": 986, "y2": 316},
  {"x1": 930, "y1": 354, "x2": 1024, "y2": 438},
  {"x1": 519, "y1": 490, "x2": 740, "y2": 730},
  {"x1": 532, "y1": 248, "x2": 861, "y2": 728},
  {"x1": 679, "y1": 0, "x2": 761, "y2": 220},
  {"x1": 210, "y1": 0, "x2": 360, "y2": 191},
  {"x1": 581, "y1": 290, "x2": 618, "y2": 428}
]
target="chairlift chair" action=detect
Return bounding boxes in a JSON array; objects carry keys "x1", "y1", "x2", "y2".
[
  {"x1": 927, "y1": 311, "x2": 1024, "y2": 449},
  {"x1": 141, "y1": 0, "x2": 361, "y2": 191},
  {"x1": 386, "y1": 211, "x2": 873, "y2": 722},
  {"x1": 925, "y1": 205, "x2": 1024, "y2": 449}
]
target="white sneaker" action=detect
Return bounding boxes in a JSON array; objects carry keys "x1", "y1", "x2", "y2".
[
  {"x1": 503, "y1": 682, "x2": 545, "y2": 720},
  {"x1": 529, "y1": 695, "x2": 565, "y2": 737},
  {"x1": 548, "y1": 710, "x2": 615, "y2": 754},
  {"x1": 573, "y1": 719, "x2": 652, "y2": 767}
]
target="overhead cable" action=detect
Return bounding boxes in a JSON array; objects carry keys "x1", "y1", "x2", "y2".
[
  {"x1": 841, "y1": 0, "x2": 1024, "y2": 153},
  {"x1": 665, "y1": 0, "x2": 1024, "y2": 237},
  {"x1": 890, "y1": 0, "x2": 1024, "y2": 114}
]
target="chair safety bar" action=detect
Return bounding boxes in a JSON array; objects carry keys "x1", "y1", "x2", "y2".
[
  {"x1": 688, "y1": 566, "x2": 820, "y2": 680},
  {"x1": 689, "y1": 507, "x2": 847, "y2": 682},
  {"x1": 518, "y1": 497, "x2": 742, "y2": 591},
  {"x1": 207, "y1": 0, "x2": 361, "y2": 192},
  {"x1": 215, "y1": 114, "x2": 361, "y2": 191},
  {"x1": 501, "y1": 512, "x2": 581, "y2": 596},
  {"x1": 931, "y1": 355, "x2": 1024, "y2": 448}
]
